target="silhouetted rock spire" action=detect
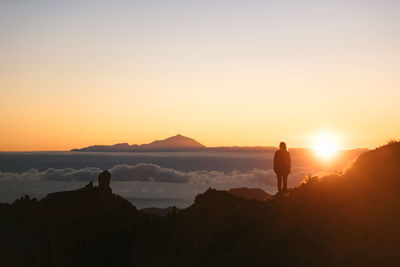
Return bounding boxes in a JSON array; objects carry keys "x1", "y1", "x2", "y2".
[{"x1": 98, "y1": 170, "x2": 111, "y2": 189}]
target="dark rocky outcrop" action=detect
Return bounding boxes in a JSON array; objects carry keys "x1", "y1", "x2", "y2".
[
  {"x1": 0, "y1": 174, "x2": 141, "y2": 267},
  {"x1": 98, "y1": 170, "x2": 111, "y2": 189},
  {"x1": 228, "y1": 187, "x2": 272, "y2": 201}
]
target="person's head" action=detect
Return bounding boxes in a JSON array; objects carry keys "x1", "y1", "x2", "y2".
[{"x1": 279, "y1": 142, "x2": 287, "y2": 151}]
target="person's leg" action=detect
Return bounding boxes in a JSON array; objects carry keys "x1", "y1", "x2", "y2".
[
  {"x1": 276, "y1": 173, "x2": 282, "y2": 193},
  {"x1": 283, "y1": 174, "x2": 288, "y2": 192}
]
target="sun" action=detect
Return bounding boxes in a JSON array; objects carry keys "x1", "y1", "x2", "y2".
[{"x1": 312, "y1": 131, "x2": 339, "y2": 161}]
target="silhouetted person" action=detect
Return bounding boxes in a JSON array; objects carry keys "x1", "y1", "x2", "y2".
[
  {"x1": 98, "y1": 170, "x2": 111, "y2": 189},
  {"x1": 274, "y1": 142, "x2": 291, "y2": 193}
]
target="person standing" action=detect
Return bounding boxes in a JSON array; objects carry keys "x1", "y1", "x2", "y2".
[{"x1": 274, "y1": 142, "x2": 291, "y2": 193}]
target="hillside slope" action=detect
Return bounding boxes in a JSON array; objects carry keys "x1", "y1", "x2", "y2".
[
  {"x1": 1, "y1": 142, "x2": 399, "y2": 266},
  {"x1": 132, "y1": 141, "x2": 400, "y2": 266}
]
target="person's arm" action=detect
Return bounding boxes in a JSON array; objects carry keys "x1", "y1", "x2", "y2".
[
  {"x1": 273, "y1": 151, "x2": 278, "y2": 173},
  {"x1": 287, "y1": 152, "x2": 291, "y2": 174}
]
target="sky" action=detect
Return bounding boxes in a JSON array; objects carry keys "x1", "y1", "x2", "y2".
[{"x1": 1, "y1": 0, "x2": 399, "y2": 151}]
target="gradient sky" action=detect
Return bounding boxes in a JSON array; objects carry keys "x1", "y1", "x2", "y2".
[{"x1": 1, "y1": 0, "x2": 399, "y2": 151}]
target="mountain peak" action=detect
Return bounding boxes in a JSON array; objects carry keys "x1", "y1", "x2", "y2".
[{"x1": 145, "y1": 134, "x2": 205, "y2": 148}]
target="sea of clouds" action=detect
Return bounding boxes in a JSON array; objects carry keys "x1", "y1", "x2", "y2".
[
  {"x1": 1, "y1": 150, "x2": 360, "y2": 207},
  {"x1": 0, "y1": 163, "x2": 313, "y2": 187}
]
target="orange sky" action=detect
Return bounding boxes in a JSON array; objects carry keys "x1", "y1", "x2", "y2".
[{"x1": 1, "y1": 1, "x2": 399, "y2": 151}]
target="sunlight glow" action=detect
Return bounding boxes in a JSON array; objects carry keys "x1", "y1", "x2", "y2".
[{"x1": 312, "y1": 131, "x2": 340, "y2": 161}]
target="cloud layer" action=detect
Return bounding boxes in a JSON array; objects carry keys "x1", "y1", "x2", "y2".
[{"x1": 0, "y1": 163, "x2": 313, "y2": 186}]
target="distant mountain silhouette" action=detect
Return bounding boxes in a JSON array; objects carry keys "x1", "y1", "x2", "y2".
[
  {"x1": 228, "y1": 187, "x2": 272, "y2": 201},
  {"x1": 71, "y1": 134, "x2": 278, "y2": 152},
  {"x1": 71, "y1": 136, "x2": 367, "y2": 158},
  {"x1": 71, "y1": 134, "x2": 206, "y2": 152},
  {"x1": 2, "y1": 141, "x2": 400, "y2": 266},
  {"x1": 71, "y1": 142, "x2": 139, "y2": 152}
]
